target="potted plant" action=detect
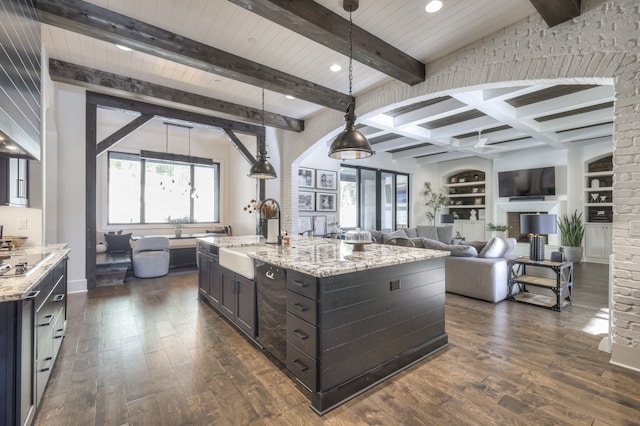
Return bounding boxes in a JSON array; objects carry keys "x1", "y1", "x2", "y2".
[
  {"x1": 486, "y1": 223, "x2": 509, "y2": 237},
  {"x1": 422, "y1": 182, "x2": 450, "y2": 225},
  {"x1": 557, "y1": 210, "x2": 585, "y2": 263},
  {"x1": 168, "y1": 216, "x2": 189, "y2": 237}
]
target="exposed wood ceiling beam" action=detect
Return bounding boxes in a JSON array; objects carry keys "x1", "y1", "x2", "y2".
[
  {"x1": 528, "y1": 0, "x2": 581, "y2": 27},
  {"x1": 86, "y1": 92, "x2": 265, "y2": 137},
  {"x1": 96, "y1": 113, "x2": 153, "y2": 155},
  {"x1": 35, "y1": 0, "x2": 351, "y2": 111},
  {"x1": 228, "y1": 0, "x2": 425, "y2": 85},
  {"x1": 222, "y1": 129, "x2": 257, "y2": 165},
  {"x1": 48, "y1": 59, "x2": 304, "y2": 133}
]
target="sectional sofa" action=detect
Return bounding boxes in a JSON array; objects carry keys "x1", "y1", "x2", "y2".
[{"x1": 370, "y1": 226, "x2": 516, "y2": 303}]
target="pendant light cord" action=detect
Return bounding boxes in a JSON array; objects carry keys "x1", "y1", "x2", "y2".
[{"x1": 348, "y1": 10, "x2": 353, "y2": 98}]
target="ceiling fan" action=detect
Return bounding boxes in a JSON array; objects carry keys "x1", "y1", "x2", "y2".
[{"x1": 473, "y1": 130, "x2": 507, "y2": 151}]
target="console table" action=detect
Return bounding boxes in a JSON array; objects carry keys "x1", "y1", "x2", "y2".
[{"x1": 507, "y1": 257, "x2": 573, "y2": 311}]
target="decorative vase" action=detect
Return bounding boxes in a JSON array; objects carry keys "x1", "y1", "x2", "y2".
[
  {"x1": 175, "y1": 228, "x2": 182, "y2": 237},
  {"x1": 560, "y1": 246, "x2": 583, "y2": 263}
]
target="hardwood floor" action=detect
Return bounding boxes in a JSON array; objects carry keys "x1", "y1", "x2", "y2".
[{"x1": 35, "y1": 263, "x2": 640, "y2": 425}]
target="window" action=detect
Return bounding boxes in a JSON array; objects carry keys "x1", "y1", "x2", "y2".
[
  {"x1": 108, "y1": 152, "x2": 220, "y2": 225},
  {"x1": 339, "y1": 165, "x2": 410, "y2": 231}
]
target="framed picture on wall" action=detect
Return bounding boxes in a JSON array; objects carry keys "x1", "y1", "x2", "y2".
[
  {"x1": 298, "y1": 191, "x2": 315, "y2": 211},
  {"x1": 313, "y1": 215, "x2": 326, "y2": 236},
  {"x1": 316, "y1": 169, "x2": 337, "y2": 190},
  {"x1": 316, "y1": 192, "x2": 336, "y2": 212},
  {"x1": 298, "y1": 167, "x2": 315, "y2": 188},
  {"x1": 298, "y1": 216, "x2": 313, "y2": 234}
]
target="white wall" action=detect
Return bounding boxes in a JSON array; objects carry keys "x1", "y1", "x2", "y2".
[{"x1": 0, "y1": 206, "x2": 42, "y2": 245}]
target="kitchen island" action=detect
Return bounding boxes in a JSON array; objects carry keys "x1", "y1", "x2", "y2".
[
  {"x1": 197, "y1": 235, "x2": 448, "y2": 414},
  {"x1": 0, "y1": 244, "x2": 70, "y2": 426}
]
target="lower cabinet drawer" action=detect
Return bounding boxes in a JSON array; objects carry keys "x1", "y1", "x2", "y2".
[
  {"x1": 52, "y1": 312, "x2": 65, "y2": 356},
  {"x1": 287, "y1": 291, "x2": 316, "y2": 324},
  {"x1": 287, "y1": 312, "x2": 317, "y2": 357},
  {"x1": 287, "y1": 342, "x2": 317, "y2": 391}
]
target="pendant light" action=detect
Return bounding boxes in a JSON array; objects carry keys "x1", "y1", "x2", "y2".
[
  {"x1": 328, "y1": 0, "x2": 373, "y2": 160},
  {"x1": 249, "y1": 89, "x2": 277, "y2": 179}
]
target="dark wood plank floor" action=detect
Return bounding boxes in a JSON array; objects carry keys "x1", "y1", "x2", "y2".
[{"x1": 35, "y1": 263, "x2": 640, "y2": 425}]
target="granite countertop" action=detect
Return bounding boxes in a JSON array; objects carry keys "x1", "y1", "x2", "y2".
[
  {"x1": 198, "y1": 235, "x2": 448, "y2": 278},
  {"x1": 0, "y1": 244, "x2": 70, "y2": 302}
]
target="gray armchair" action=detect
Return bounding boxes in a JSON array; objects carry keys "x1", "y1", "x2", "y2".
[{"x1": 132, "y1": 236, "x2": 170, "y2": 278}]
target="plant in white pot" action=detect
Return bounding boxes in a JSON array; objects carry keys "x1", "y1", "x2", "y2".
[{"x1": 557, "y1": 210, "x2": 585, "y2": 263}]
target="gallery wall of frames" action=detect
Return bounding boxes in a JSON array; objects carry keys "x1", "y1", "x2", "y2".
[{"x1": 297, "y1": 167, "x2": 338, "y2": 236}]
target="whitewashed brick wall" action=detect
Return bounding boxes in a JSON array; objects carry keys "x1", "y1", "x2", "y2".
[{"x1": 279, "y1": 0, "x2": 640, "y2": 367}]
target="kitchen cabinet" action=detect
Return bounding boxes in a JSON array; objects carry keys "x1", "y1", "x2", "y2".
[
  {"x1": 585, "y1": 223, "x2": 612, "y2": 263},
  {"x1": 0, "y1": 255, "x2": 67, "y2": 426},
  {"x1": 197, "y1": 245, "x2": 221, "y2": 308},
  {"x1": 220, "y1": 268, "x2": 256, "y2": 337},
  {"x1": 0, "y1": 157, "x2": 29, "y2": 206}
]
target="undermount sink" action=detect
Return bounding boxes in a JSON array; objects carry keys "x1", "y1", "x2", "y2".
[{"x1": 219, "y1": 246, "x2": 259, "y2": 279}]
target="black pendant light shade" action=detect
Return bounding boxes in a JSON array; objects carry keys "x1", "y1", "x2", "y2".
[
  {"x1": 249, "y1": 154, "x2": 277, "y2": 179},
  {"x1": 249, "y1": 89, "x2": 277, "y2": 179},
  {"x1": 328, "y1": 107, "x2": 373, "y2": 159}
]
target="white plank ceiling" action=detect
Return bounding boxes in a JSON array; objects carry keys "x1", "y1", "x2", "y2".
[{"x1": 41, "y1": 0, "x2": 613, "y2": 160}]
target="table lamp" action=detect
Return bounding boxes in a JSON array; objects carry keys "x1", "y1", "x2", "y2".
[{"x1": 520, "y1": 213, "x2": 557, "y2": 261}]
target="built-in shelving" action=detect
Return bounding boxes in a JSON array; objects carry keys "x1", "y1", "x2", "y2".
[
  {"x1": 584, "y1": 155, "x2": 612, "y2": 223},
  {"x1": 444, "y1": 170, "x2": 486, "y2": 220}
]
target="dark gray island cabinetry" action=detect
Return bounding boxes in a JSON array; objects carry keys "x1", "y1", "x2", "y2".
[{"x1": 196, "y1": 236, "x2": 448, "y2": 415}]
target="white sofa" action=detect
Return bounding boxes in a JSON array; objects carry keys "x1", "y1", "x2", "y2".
[{"x1": 444, "y1": 237, "x2": 517, "y2": 303}]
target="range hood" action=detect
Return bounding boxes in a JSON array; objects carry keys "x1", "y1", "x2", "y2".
[{"x1": 0, "y1": 127, "x2": 39, "y2": 160}]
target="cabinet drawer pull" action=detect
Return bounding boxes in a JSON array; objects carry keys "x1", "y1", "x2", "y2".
[
  {"x1": 293, "y1": 329, "x2": 308, "y2": 340},
  {"x1": 54, "y1": 334, "x2": 63, "y2": 339},
  {"x1": 293, "y1": 303, "x2": 308, "y2": 312},
  {"x1": 40, "y1": 367, "x2": 50, "y2": 372},
  {"x1": 292, "y1": 359, "x2": 308, "y2": 371},
  {"x1": 26, "y1": 290, "x2": 40, "y2": 299},
  {"x1": 53, "y1": 294, "x2": 65, "y2": 302},
  {"x1": 292, "y1": 280, "x2": 307, "y2": 288},
  {"x1": 39, "y1": 314, "x2": 54, "y2": 327}
]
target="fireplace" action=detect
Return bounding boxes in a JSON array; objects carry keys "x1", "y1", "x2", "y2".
[
  {"x1": 496, "y1": 200, "x2": 560, "y2": 247},
  {"x1": 507, "y1": 211, "x2": 549, "y2": 242}
]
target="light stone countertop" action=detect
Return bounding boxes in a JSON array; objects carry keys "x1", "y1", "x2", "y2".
[
  {"x1": 198, "y1": 235, "x2": 448, "y2": 278},
  {"x1": 0, "y1": 244, "x2": 70, "y2": 302}
]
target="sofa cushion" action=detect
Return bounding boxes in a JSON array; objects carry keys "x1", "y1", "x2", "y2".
[
  {"x1": 421, "y1": 238, "x2": 450, "y2": 250},
  {"x1": 416, "y1": 225, "x2": 438, "y2": 241},
  {"x1": 409, "y1": 237, "x2": 424, "y2": 248},
  {"x1": 437, "y1": 225, "x2": 453, "y2": 244},
  {"x1": 478, "y1": 237, "x2": 506, "y2": 258},
  {"x1": 382, "y1": 229, "x2": 409, "y2": 243},
  {"x1": 104, "y1": 233, "x2": 132, "y2": 253},
  {"x1": 403, "y1": 227, "x2": 418, "y2": 238},
  {"x1": 462, "y1": 240, "x2": 487, "y2": 253},
  {"x1": 450, "y1": 245, "x2": 478, "y2": 257}
]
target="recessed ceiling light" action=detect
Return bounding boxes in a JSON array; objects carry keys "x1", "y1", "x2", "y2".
[
  {"x1": 425, "y1": 0, "x2": 443, "y2": 13},
  {"x1": 330, "y1": 64, "x2": 342, "y2": 72},
  {"x1": 285, "y1": 95, "x2": 295, "y2": 100},
  {"x1": 116, "y1": 44, "x2": 132, "y2": 51},
  {"x1": 6, "y1": 145, "x2": 19, "y2": 151},
  {"x1": 0, "y1": 135, "x2": 4, "y2": 141}
]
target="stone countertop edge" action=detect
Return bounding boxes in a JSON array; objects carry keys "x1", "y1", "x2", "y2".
[
  {"x1": 198, "y1": 235, "x2": 449, "y2": 278},
  {"x1": 0, "y1": 244, "x2": 70, "y2": 302}
]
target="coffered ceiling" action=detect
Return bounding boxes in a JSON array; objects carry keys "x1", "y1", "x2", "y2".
[{"x1": 38, "y1": 0, "x2": 611, "y2": 161}]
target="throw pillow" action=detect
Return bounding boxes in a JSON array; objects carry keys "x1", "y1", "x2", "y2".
[
  {"x1": 421, "y1": 238, "x2": 450, "y2": 250},
  {"x1": 382, "y1": 229, "x2": 409, "y2": 244},
  {"x1": 450, "y1": 246, "x2": 478, "y2": 257},
  {"x1": 369, "y1": 230, "x2": 384, "y2": 244},
  {"x1": 503, "y1": 237, "x2": 517, "y2": 256},
  {"x1": 403, "y1": 227, "x2": 418, "y2": 238},
  {"x1": 104, "y1": 233, "x2": 132, "y2": 253},
  {"x1": 436, "y1": 225, "x2": 453, "y2": 244},
  {"x1": 416, "y1": 225, "x2": 438, "y2": 240},
  {"x1": 478, "y1": 237, "x2": 506, "y2": 258},
  {"x1": 462, "y1": 240, "x2": 487, "y2": 253}
]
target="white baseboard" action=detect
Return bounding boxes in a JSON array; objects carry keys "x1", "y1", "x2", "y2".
[
  {"x1": 611, "y1": 343, "x2": 640, "y2": 372},
  {"x1": 67, "y1": 278, "x2": 87, "y2": 293}
]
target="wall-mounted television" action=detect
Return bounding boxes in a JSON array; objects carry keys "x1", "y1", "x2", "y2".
[{"x1": 498, "y1": 166, "x2": 556, "y2": 198}]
